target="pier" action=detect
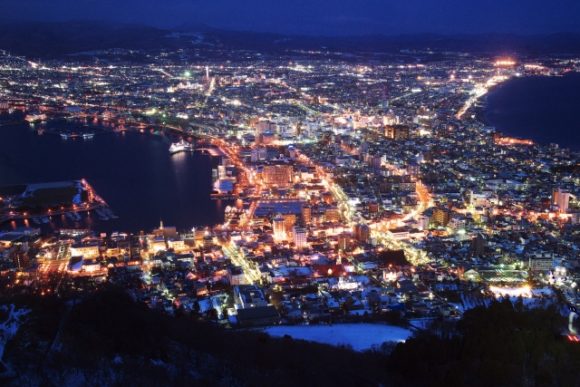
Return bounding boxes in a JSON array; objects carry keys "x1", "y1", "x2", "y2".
[{"x1": 0, "y1": 179, "x2": 117, "y2": 226}]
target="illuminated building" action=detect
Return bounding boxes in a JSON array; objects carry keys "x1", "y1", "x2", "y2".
[
  {"x1": 385, "y1": 125, "x2": 410, "y2": 140},
  {"x1": 217, "y1": 165, "x2": 227, "y2": 179},
  {"x1": 354, "y1": 223, "x2": 370, "y2": 243},
  {"x1": 258, "y1": 132, "x2": 277, "y2": 145},
  {"x1": 368, "y1": 202, "x2": 379, "y2": 214},
  {"x1": 529, "y1": 256, "x2": 554, "y2": 273},
  {"x1": 337, "y1": 232, "x2": 351, "y2": 251},
  {"x1": 202, "y1": 233, "x2": 214, "y2": 248},
  {"x1": 168, "y1": 239, "x2": 185, "y2": 251},
  {"x1": 417, "y1": 215, "x2": 430, "y2": 231},
  {"x1": 431, "y1": 208, "x2": 451, "y2": 226},
  {"x1": 214, "y1": 178, "x2": 235, "y2": 194},
  {"x1": 273, "y1": 213, "x2": 286, "y2": 242},
  {"x1": 250, "y1": 147, "x2": 267, "y2": 162},
  {"x1": 292, "y1": 226, "x2": 307, "y2": 249},
  {"x1": 254, "y1": 200, "x2": 304, "y2": 218},
  {"x1": 229, "y1": 266, "x2": 249, "y2": 285},
  {"x1": 322, "y1": 192, "x2": 334, "y2": 205},
  {"x1": 69, "y1": 243, "x2": 99, "y2": 259},
  {"x1": 283, "y1": 214, "x2": 297, "y2": 231},
  {"x1": 233, "y1": 285, "x2": 268, "y2": 309},
  {"x1": 301, "y1": 204, "x2": 312, "y2": 223},
  {"x1": 324, "y1": 207, "x2": 341, "y2": 222},
  {"x1": 149, "y1": 237, "x2": 166, "y2": 253},
  {"x1": 255, "y1": 120, "x2": 276, "y2": 137},
  {"x1": 262, "y1": 165, "x2": 293, "y2": 187},
  {"x1": 552, "y1": 188, "x2": 571, "y2": 213}
]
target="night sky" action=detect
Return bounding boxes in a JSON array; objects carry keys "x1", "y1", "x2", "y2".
[{"x1": 1, "y1": 0, "x2": 579, "y2": 35}]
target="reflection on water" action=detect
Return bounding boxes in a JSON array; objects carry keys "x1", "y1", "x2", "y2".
[
  {"x1": 169, "y1": 151, "x2": 189, "y2": 166},
  {"x1": 0, "y1": 124, "x2": 230, "y2": 232}
]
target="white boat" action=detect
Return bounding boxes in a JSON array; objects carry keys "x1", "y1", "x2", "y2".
[{"x1": 169, "y1": 139, "x2": 193, "y2": 154}]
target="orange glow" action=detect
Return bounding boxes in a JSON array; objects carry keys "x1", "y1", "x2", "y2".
[
  {"x1": 494, "y1": 135, "x2": 533, "y2": 146},
  {"x1": 494, "y1": 58, "x2": 517, "y2": 67}
]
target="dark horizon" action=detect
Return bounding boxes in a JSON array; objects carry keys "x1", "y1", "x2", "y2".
[
  {"x1": 1, "y1": 0, "x2": 579, "y2": 36},
  {"x1": 3, "y1": 18, "x2": 580, "y2": 39}
]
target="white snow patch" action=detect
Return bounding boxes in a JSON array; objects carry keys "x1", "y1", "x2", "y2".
[
  {"x1": 0, "y1": 304, "x2": 30, "y2": 374},
  {"x1": 263, "y1": 323, "x2": 412, "y2": 351}
]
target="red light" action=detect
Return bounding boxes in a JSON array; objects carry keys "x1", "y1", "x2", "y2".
[{"x1": 567, "y1": 335, "x2": 580, "y2": 342}]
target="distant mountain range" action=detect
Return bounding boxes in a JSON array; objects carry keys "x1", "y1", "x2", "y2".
[
  {"x1": 0, "y1": 21, "x2": 181, "y2": 57},
  {"x1": 1, "y1": 21, "x2": 580, "y2": 58}
]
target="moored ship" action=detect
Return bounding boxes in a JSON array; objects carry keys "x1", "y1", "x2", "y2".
[{"x1": 169, "y1": 139, "x2": 193, "y2": 154}]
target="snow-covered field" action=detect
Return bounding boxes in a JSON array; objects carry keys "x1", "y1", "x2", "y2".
[
  {"x1": 263, "y1": 323, "x2": 412, "y2": 351},
  {"x1": 0, "y1": 305, "x2": 29, "y2": 376}
]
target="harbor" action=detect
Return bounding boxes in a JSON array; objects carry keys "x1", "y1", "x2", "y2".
[
  {"x1": 0, "y1": 123, "x2": 229, "y2": 232},
  {"x1": 0, "y1": 178, "x2": 118, "y2": 230}
]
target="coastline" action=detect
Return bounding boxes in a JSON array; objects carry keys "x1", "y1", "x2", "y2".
[
  {"x1": 473, "y1": 86, "x2": 498, "y2": 129},
  {"x1": 0, "y1": 123, "x2": 226, "y2": 233},
  {"x1": 473, "y1": 72, "x2": 580, "y2": 151}
]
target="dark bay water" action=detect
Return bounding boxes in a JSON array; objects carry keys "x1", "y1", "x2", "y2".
[
  {"x1": 0, "y1": 124, "x2": 227, "y2": 232},
  {"x1": 484, "y1": 72, "x2": 580, "y2": 151}
]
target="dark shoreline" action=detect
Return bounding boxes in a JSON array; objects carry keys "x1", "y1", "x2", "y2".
[{"x1": 476, "y1": 72, "x2": 580, "y2": 151}]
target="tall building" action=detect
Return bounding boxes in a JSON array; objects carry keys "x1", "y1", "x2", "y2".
[
  {"x1": 337, "y1": 232, "x2": 351, "y2": 251},
  {"x1": 552, "y1": 188, "x2": 571, "y2": 213},
  {"x1": 301, "y1": 205, "x2": 312, "y2": 224},
  {"x1": 354, "y1": 223, "x2": 370, "y2": 243},
  {"x1": 273, "y1": 213, "x2": 286, "y2": 242},
  {"x1": 431, "y1": 208, "x2": 451, "y2": 226},
  {"x1": 283, "y1": 214, "x2": 296, "y2": 232},
  {"x1": 292, "y1": 226, "x2": 307, "y2": 249}
]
